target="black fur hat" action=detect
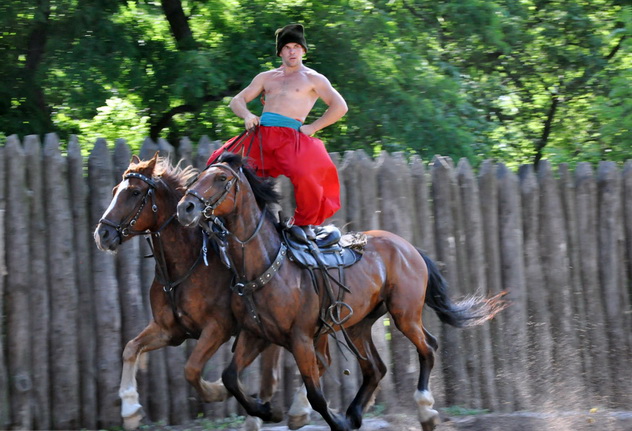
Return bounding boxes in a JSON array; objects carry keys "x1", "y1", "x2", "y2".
[{"x1": 275, "y1": 24, "x2": 308, "y2": 56}]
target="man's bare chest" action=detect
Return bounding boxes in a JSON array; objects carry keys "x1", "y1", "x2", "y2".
[{"x1": 265, "y1": 74, "x2": 313, "y2": 96}]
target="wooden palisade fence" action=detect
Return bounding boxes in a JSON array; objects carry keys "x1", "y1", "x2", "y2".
[{"x1": 0, "y1": 133, "x2": 631, "y2": 429}]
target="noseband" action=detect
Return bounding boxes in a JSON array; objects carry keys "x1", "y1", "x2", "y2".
[
  {"x1": 185, "y1": 163, "x2": 241, "y2": 219},
  {"x1": 98, "y1": 172, "x2": 159, "y2": 242}
]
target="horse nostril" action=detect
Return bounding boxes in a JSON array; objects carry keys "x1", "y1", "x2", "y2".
[
  {"x1": 101, "y1": 229, "x2": 110, "y2": 240},
  {"x1": 185, "y1": 202, "x2": 195, "y2": 214}
]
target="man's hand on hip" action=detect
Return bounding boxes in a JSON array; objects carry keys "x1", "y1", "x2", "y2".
[
  {"x1": 245, "y1": 114, "x2": 260, "y2": 131},
  {"x1": 299, "y1": 124, "x2": 316, "y2": 136}
]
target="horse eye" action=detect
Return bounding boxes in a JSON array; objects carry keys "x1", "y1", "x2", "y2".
[
  {"x1": 218, "y1": 174, "x2": 228, "y2": 182},
  {"x1": 132, "y1": 189, "x2": 141, "y2": 197}
]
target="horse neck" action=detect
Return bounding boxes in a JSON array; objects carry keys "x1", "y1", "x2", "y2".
[
  {"x1": 223, "y1": 192, "x2": 280, "y2": 281},
  {"x1": 150, "y1": 187, "x2": 203, "y2": 270}
]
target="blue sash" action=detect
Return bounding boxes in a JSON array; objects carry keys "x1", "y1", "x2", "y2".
[{"x1": 260, "y1": 112, "x2": 302, "y2": 130}]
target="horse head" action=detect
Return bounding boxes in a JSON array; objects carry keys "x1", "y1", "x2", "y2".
[
  {"x1": 94, "y1": 152, "x2": 195, "y2": 252},
  {"x1": 177, "y1": 152, "x2": 280, "y2": 230},
  {"x1": 176, "y1": 153, "x2": 245, "y2": 228}
]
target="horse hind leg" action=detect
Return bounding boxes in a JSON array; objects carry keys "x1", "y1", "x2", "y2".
[
  {"x1": 389, "y1": 307, "x2": 440, "y2": 430},
  {"x1": 120, "y1": 322, "x2": 171, "y2": 430},
  {"x1": 344, "y1": 321, "x2": 387, "y2": 429}
]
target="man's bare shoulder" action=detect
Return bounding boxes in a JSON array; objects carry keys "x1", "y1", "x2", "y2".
[
  {"x1": 302, "y1": 67, "x2": 332, "y2": 88},
  {"x1": 254, "y1": 69, "x2": 281, "y2": 81}
]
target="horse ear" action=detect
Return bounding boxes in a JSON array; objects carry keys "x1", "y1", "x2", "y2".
[
  {"x1": 147, "y1": 152, "x2": 159, "y2": 169},
  {"x1": 131, "y1": 155, "x2": 141, "y2": 164}
]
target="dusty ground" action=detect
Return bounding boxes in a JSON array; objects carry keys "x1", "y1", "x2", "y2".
[{"x1": 138, "y1": 409, "x2": 632, "y2": 431}]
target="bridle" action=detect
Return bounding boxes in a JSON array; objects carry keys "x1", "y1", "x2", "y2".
[
  {"x1": 98, "y1": 172, "x2": 159, "y2": 242},
  {"x1": 185, "y1": 163, "x2": 241, "y2": 219}
]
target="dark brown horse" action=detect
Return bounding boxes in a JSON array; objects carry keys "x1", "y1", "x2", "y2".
[
  {"x1": 177, "y1": 153, "x2": 506, "y2": 431},
  {"x1": 94, "y1": 154, "x2": 289, "y2": 431}
]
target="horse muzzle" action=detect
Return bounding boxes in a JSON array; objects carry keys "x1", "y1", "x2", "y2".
[
  {"x1": 176, "y1": 196, "x2": 204, "y2": 228},
  {"x1": 94, "y1": 223, "x2": 121, "y2": 252}
]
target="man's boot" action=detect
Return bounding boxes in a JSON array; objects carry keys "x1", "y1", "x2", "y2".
[{"x1": 301, "y1": 225, "x2": 316, "y2": 241}]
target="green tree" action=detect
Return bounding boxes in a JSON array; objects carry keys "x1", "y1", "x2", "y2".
[{"x1": 0, "y1": 0, "x2": 630, "y2": 165}]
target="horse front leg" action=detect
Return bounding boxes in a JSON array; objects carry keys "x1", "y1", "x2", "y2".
[
  {"x1": 120, "y1": 321, "x2": 171, "y2": 430},
  {"x1": 184, "y1": 323, "x2": 231, "y2": 403},
  {"x1": 222, "y1": 331, "x2": 283, "y2": 423},
  {"x1": 242, "y1": 344, "x2": 283, "y2": 431},
  {"x1": 291, "y1": 335, "x2": 351, "y2": 431},
  {"x1": 287, "y1": 335, "x2": 331, "y2": 430}
]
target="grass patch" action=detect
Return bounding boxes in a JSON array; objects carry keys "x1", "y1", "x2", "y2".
[{"x1": 441, "y1": 405, "x2": 490, "y2": 416}]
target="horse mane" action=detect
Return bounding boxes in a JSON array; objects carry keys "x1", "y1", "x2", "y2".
[
  {"x1": 127, "y1": 155, "x2": 199, "y2": 196},
  {"x1": 216, "y1": 152, "x2": 280, "y2": 210}
]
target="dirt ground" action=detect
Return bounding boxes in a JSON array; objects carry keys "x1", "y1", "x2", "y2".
[{"x1": 139, "y1": 409, "x2": 632, "y2": 431}]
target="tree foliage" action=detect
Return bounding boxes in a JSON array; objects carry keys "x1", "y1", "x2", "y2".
[{"x1": 1, "y1": 0, "x2": 630, "y2": 165}]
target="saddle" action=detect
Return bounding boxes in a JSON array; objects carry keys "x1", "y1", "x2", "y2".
[
  {"x1": 281, "y1": 224, "x2": 369, "y2": 361},
  {"x1": 280, "y1": 225, "x2": 363, "y2": 270}
]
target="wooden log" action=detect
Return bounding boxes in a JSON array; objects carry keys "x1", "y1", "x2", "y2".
[
  {"x1": 24, "y1": 135, "x2": 51, "y2": 429},
  {"x1": 5, "y1": 135, "x2": 34, "y2": 429},
  {"x1": 497, "y1": 163, "x2": 531, "y2": 410},
  {"x1": 166, "y1": 345, "x2": 192, "y2": 424},
  {"x1": 517, "y1": 165, "x2": 554, "y2": 405},
  {"x1": 478, "y1": 161, "x2": 512, "y2": 411},
  {"x1": 88, "y1": 138, "x2": 123, "y2": 427},
  {"x1": 44, "y1": 133, "x2": 81, "y2": 428},
  {"x1": 178, "y1": 137, "x2": 194, "y2": 167},
  {"x1": 457, "y1": 158, "x2": 498, "y2": 410},
  {"x1": 67, "y1": 135, "x2": 98, "y2": 429},
  {"x1": 194, "y1": 136, "x2": 214, "y2": 170},
  {"x1": 559, "y1": 164, "x2": 592, "y2": 398},
  {"x1": 537, "y1": 160, "x2": 582, "y2": 407},
  {"x1": 597, "y1": 161, "x2": 632, "y2": 407},
  {"x1": 147, "y1": 349, "x2": 171, "y2": 423},
  {"x1": 574, "y1": 162, "x2": 610, "y2": 401},
  {"x1": 0, "y1": 143, "x2": 10, "y2": 429},
  {"x1": 431, "y1": 155, "x2": 468, "y2": 406},
  {"x1": 139, "y1": 137, "x2": 160, "y2": 161}
]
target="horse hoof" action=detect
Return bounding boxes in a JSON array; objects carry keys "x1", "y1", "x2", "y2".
[
  {"x1": 288, "y1": 412, "x2": 310, "y2": 429},
  {"x1": 242, "y1": 415, "x2": 263, "y2": 431},
  {"x1": 122, "y1": 411, "x2": 143, "y2": 431},
  {"x1": 420, "y1": 410, "x2": 440, "y2": 431},
  {"x1": 270, "y1": 405, "x2": 284, "y2": 423},
  {"x1": 201, "y1": 378, "x2": 230, "y2": 402}
]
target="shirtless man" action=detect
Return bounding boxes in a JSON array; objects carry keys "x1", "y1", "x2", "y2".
[{"x1": 209, "y1": 24, "x2": 348, "y2": 237}]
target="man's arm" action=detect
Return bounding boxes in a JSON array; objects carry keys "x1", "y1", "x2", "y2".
[
  {"x1": 300, "y1": 74, "x2": 348, "y2": 136},
  {"x1": 229, "y1": 73, "x2": 266, "y2": 130}
]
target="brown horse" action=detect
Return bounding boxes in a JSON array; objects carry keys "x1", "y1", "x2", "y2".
[
  {"x1": 177, "y1": 153, "x2": 507, "y2": 431},
  {"x1": 94, "y1": 154, "x2": 289, "y2": 431}
]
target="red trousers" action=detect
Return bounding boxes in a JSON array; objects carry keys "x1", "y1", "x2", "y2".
[{"x1": 208, "y1": 126, "x2": 341, "y2": 226}]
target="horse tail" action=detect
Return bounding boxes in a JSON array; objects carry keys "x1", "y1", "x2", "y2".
[{"x1": 419, "y1": 249, "x2": 507, "y2": 328}]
